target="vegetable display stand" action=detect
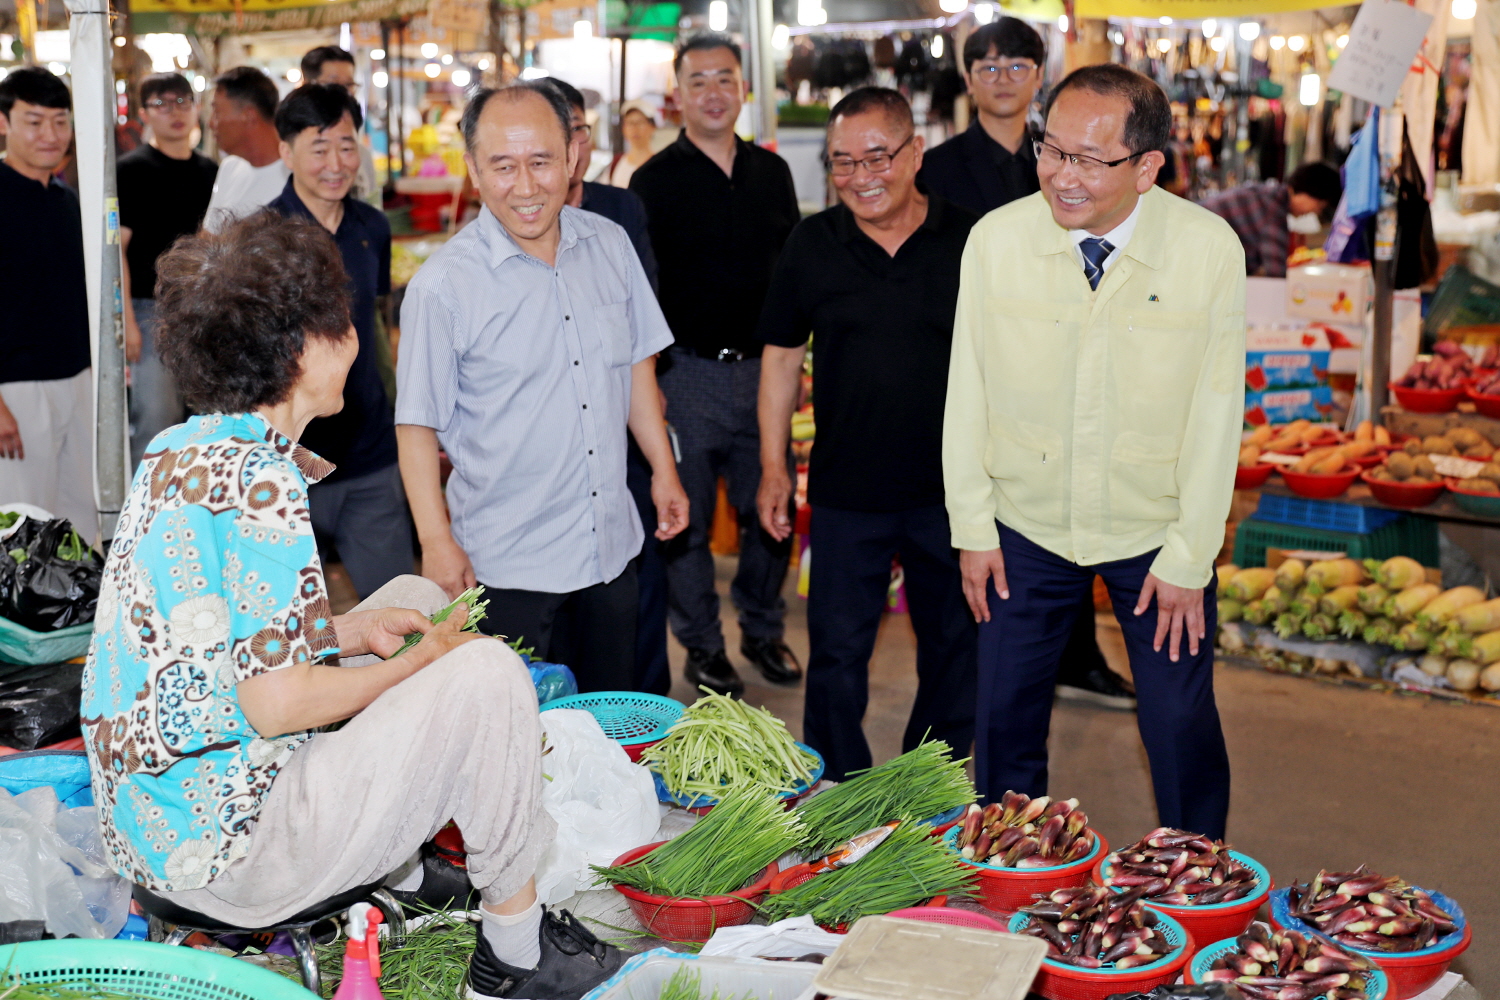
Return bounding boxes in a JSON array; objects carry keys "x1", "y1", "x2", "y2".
[
  {"x1": 1185, "y1": 937, "x2": 1389, "y2": 1000},
  {"x1": 605, "y1": 842, "x2": 776, "y2": 942},
  {"x1": 539, "y1": 692, "x2": 683, "y2": 762},
  {"x1": 1269, "y1": 888, "x2": 1470, "y2": 1000},
  {"x1": 767, "y1": 863, "x2": 949, "y2": 933},
  {"x1": 1007, "y1": 911, "x2": 1192, "y2": 1000},
  {"x1": 1093, "y1": 850, "x2": 1271, "y2": 948},
  {"x1": 942, "y1": 826, "x2": 1106, "y2": 915},
  {"x1": 0, "y1": 939, "x2": 315, "y2": 1000},
  {"x1": 1231, "y1": 516, "x2": 1440, "y2": 570}
]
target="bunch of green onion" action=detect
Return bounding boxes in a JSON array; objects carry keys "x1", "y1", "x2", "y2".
[
  {"x1": 794, "y1": 741, "x2": 975, "y2": 856},
  {"x1": 640, "y1": 689, "x2": 819, "y2": 800},
  {"x1": 757, "y1": 821, "x2": 975, "y2": 927},
  {"x1": 391, "y1": 587, "x2": 490, "y2": 657},
  {"x1": 591, "y1": 789, "x2": 803, "y2": 899},
  {"x1": 654, "y1": 965, "x2": 757, "y2": 1000}
]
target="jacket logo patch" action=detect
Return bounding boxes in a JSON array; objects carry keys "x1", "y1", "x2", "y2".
[{"x1": 1148, "y1": 294, "x2": 1160, "y2": 302}]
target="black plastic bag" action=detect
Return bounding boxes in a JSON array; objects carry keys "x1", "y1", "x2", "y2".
[
  {"x1": 1, "y1": 518, "x2": 101, "y2": 632},
  {"x1": 0, "y1": 662, "x2": 85, "y2": 751}
]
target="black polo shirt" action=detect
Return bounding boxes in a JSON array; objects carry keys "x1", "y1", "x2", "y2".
[
  {"x1": 630, "y1": 132, "x2": 800, "y2": 356},
  {"x1": 0, "y1": 163, "x2": 91, "y2": 384},
  {"x1": 117, "y1": 144, "x2": 217, "y2": 300},
  {"x1": 267, "y1": 178, "x2": 396, "y2": 481},
  {"x1": 757, "y1": 195, "x2": 977, "y2": 513}
]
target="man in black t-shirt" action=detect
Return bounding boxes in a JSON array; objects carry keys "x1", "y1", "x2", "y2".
[
  {"x1": 0, "y1": 68, "x2": 96, "y2": 539},
  {"x1": 757, "y1": 89, "x2": 978, "y2": 781},
  {"x1": 118, "y1": 72, "x2": 218, "y2": 466}
]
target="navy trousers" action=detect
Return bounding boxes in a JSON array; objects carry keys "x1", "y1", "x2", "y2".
[
  {"x1": 977, "y1": 523, "x2": 1230, "y2": 839},
  {"x1": 804, "y1": 504, "x2": 978, "y2": 782},
  {"x1": 626, "y1": 435, "x2": 671, "y2": 695}
]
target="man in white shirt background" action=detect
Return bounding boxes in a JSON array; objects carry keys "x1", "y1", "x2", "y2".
[{"x1": 203, "y1": 66, "x2": 289, "y2": 232}]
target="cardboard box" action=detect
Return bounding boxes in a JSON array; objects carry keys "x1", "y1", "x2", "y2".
[
  {"x1": 1245, "y1": 351, "x2": 1331, "y2": 391},
  {"x1": 1245, "y1": 387, "x2": 1337, "y2": 427},
  {"x1": 1287, "y1": 263, "x2": 1372, "y2": 321}
]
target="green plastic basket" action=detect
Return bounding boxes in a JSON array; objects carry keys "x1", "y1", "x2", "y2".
[
  {"x1": 1424, "y1": 265, "x2": 1500, "y2": 338},
  {"x1": 1232, "y1": 515, "x2": 1439, "y2": 569},
  {"x1": 0, "y1": 940, "x2": 315, "y2": 1000},
  {"x1": 0, "y1": 617, "x2": 94, "y2": 665}
]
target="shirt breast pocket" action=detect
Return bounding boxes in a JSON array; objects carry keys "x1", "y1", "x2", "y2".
[
  {"x1": 1111, "y1": 306, "x2": 1210, "y2": 431},
  {"x1": 591, "y1": 301, "x2": 633, "y2": 368}
]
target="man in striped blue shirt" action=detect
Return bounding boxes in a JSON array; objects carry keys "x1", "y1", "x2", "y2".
[{"x1": 396, "y1": 82, "x2": 688, "y2": 695}]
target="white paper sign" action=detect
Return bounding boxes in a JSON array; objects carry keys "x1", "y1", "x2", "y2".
[{"x1": 1327, "y1": 0, "x2": 1435, "y2": 108}]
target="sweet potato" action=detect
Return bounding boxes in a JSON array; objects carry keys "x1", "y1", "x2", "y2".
[
  {"x1": 1374, "y1": 425, "x2": 1392, "y2": 446},
  {"x1": 1355, "y1": 420, "x2": 1374, "y2": 442},
  {"x1": 1310, "y1": 453, "x2": 1346, "y2": 474}
]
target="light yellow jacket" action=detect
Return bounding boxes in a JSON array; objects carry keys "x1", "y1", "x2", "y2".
[{"x1": 942, "y1": 185, "x2": 1247, "y2": 591}]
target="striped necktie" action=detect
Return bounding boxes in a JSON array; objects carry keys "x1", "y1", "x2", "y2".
[{"x1": 1080, "y1": 236, "x2": 1115, "y2": 291}]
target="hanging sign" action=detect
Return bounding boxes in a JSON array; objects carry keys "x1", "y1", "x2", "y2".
[
  {"x1": 1075, "y1": 0, "x2": 1332, "y2": 18},
  {"x1": 1326, "y1": 0, "x2": 1435, "y2": 108},
  {"x1": 128, "y1": 0, "x2": 429, "y2": 36},
  {"x1": 429, "y1": 0, "x2": 487, "y2": 33}
]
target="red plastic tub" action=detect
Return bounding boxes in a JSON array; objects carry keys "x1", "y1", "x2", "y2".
[
  {"x1": 944, "y1": 828, "x2": 1108, "y2": 915},
  {"x1": 1372, "y1": 923, "x2": 1472, "y2": 1000},
  {"x1": 1235, "y1": 463, "x2": 1276, "y2": 490},
  {"x1": 1361, "y1": 470, "x2": 1445, "y2": 508},
  {"x1": 768, "y1": 863, "x2": 948, "y2": 933},
  {"x1": 1012, "y1": 911, "x2": 1194, "y2": 1000},
  {"x1": 1390, "y1": 383, "x2": 1465, "y2": 413},
  {"x1": 1092, "y1": 850, "x2": 1271, "y2": 949},
  {"x1": 1280, "y1": 467, "x2": 1360, "y2": 499},
  {"x1": 606, "y1": 842, "x2": 777, "y2": 942},
  {"x1": 887, "y1": 906, "x2": 1007, "y2": 931},
  {"x1": 1466, "y1": 385, "x2": 1500, "y2": 419}
]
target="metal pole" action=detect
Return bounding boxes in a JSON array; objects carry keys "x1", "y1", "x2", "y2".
[
  {"x1": 1371, "y1": 207, "x2": 1397, "y2": 415},
  {"x1": 381, "y1": 20, "x2": 395, "y2": 196},
  {"x1": 395, "y1": 21, "x2": 407, "y2": 180},
  {"x1": 615, "y1": 32, "x2": 628, "y2": 156},
  {"x1": 748, "y1": 0, "x2": 776, "y2": 147}
]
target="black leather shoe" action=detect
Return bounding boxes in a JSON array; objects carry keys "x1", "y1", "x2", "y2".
[
  {"x1": 462, "y1": 908, "x2": 627, "y2": 1000},
  {"x1": 388, "y1": 844, "x2": 479, "y2": 916},
  {"x1": 1056, "y1": 666, "x2": 1137, "y2": 711},
  {"x1": 683, "y1": 647, "x2": 744, "y2": 697},
  {"x1": 740, "y1": 636, "x2": 803, "y2": 685}
]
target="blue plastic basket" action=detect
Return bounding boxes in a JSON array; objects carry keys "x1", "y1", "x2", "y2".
[
  {"x1": 1189, "y1": 933, "x2": 1388, "y2": 1000},
  {"x1": 1254, "y1": 494, "x2": 1404, "y2": 534},
  {"x1": 1097, "y1": 850, "x2": 1270, "y2": 910},
  {"x1": 943, "y1": 823, "x2": 1102, "y2": 872},
  {"x1": 1271, "y1": 886, "x2": 1466, "y2": 959},
  {"x1": 0, "y1": 939, "x2": 315, "y2": 999},
  {"x1": 1008, "y1": 909, "x2": 1188, "y2": 973},
  {"x1": 0, "y1": 750, "x2": 92, "y2": 808},
  {"x1": 540, "y1": 691, "x2": 684, "y2": 746},
  {"x1": 652, "y1": 743, "x2": 825, "y2": 810},
  {"x1": 921, "y1": 804, "x2": 966, "y2": 828}
]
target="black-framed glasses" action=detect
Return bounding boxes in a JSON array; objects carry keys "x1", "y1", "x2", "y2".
[
  {"x1": 1033, "y1": 139, "x2": 1139, "y2": 178},
  {"x1": 972, "y1": 61, "x2": 1037, "y2": 82},
  {"x1": 571, "y1": 122, "x2": 592, "y2": 140},
  {"x1": 145, "y1": 96, "x2": 193, "y2": 109},
  {"x1": 826, "y1": 133, "x2": 915, "y2": 176}
]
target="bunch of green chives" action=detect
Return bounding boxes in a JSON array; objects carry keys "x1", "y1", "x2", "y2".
[
  {"x1": 650, "y1": 965, "x2": 758, "y2": 1000},
  {"x1": 640, "y1": 689, "x2": 819, "y2": 800},
  {"x1": 591, "y1": 790, "x2": 803, "y2": 899},
  {"x1": 391, "y1": 587, "x2": 490, "y2": 657}
]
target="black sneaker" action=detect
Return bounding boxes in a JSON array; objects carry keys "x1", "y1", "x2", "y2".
[
  {"x1": 683, "y1": 647, "x2": 744, "y2": 698},
  {"x1": 462, "y1": 908, "x2": 627, "y2": 1000},
  {"x1": 1055, "y1": 666, "x2": 1137, "y2": 711},
  {"x1": 388, "y1": 845, "x2": 480, "y2": 916},
  {"x1": 740, "y1": 636, "x2": 803, "y2": 685}
]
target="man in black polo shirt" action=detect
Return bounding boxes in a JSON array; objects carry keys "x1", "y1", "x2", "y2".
[
  {"x1": 268, "y1": 84, "x2": 410, "y2": 598},
  {"x1": 631, "y1": 33, "x2": 803, "y2": 696},
  {"x1": 757, "y1": 88, "x2": 977, "y2": 781},
  {"x1": 118, "y1": 72, "x2": 218, "y2": 466},
  {"x1": 0, "y1": 68, "x2": 96, "y2": 540}
]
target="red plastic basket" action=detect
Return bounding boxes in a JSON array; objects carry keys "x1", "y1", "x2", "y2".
[
  {"x1": 1371, "y1": 923, "x2": 1472, "y2": 1000},
  {"x1": 1466, "y1": 385, "x2": 1500, "y2": 419},
  {"x1": 1091, "y1": 853, "x2": 1271, "y2": 948},
  {"x1": 606, "y1": 842, "x2": 778, "y2": 942},
  {"x1": 1360, "y1": 470, "x2": 1445, "y2": 508},
  {"x1": 623, "y1": 740, "x2": 661, "y2": 763},
  {"x1": 887, "y1": 906, "x2": 1007, "y2": 931},
  {"x1": 1023, "y1": 919, "x2": 1194, "y2": 1000},
  {"x1": 1235, "y1": 463, "x2": 1276, "y2": 490},
  {"x1": 1390, "y1": 383, "x2": 1464, "y2": 413},
  {"x1": 952, "y1": 831, "x2": 1109, "y2": 916},
  {"x1": 1279, "y1": 467, "x2": 1360, "y2": 499},
  {"x1": 768, "y1": 863, "x2": 948, "y2": 933}
]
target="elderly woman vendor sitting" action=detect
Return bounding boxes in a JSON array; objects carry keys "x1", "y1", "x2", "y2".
[{"x1": 82, "y1": 214, "x2": 624, "y2": 1000}]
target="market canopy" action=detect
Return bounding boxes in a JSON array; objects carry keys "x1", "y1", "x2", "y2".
[
  {"x1": 1074, "y1": 0, "x2": 1337, "y2": 18},
  {"x1": 127, "y1": 0, "x2": 429, "y2": 36}
]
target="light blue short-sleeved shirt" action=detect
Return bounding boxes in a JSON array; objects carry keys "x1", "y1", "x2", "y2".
[{"x1": 396, "y1": 206, "x2": 674, "y2": 593}]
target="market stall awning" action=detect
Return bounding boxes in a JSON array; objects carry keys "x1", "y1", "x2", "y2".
[
  {"x1": 1074, "y1": 0, "x2": 1336, "y2": 17},
  {"x1": 128, "y1": 0, "x2": 429, "y2": 36}
]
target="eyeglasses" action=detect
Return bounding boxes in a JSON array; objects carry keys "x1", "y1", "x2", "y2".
[
  {"x1": 145, "y1": 96, "x2": 193, "y2": 109},
  {"x1": 571, "y1": 122, "x2": 592, "y2": 140},
  {"x1": 972, "y1": 61, "x2": 1037, "y2": 83},
  {"x1": 826, "y1": 133, "x2": 914, "y2": 177},
  {"x1": 1033, "y1": 139, "x2": 1139, "y2": 179}
]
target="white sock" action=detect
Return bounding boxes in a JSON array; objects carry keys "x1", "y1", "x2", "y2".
[
  {"x1": 481, "y1": 900, "x2": 543, "y2": 969},
  {"x1": 387, "y1": 854, "x2": 424, "y2": 893}
]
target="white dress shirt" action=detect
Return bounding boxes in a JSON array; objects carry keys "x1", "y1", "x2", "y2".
[{"x1": 1068, "y1": 196, "x2": 1143, "y2": 275}]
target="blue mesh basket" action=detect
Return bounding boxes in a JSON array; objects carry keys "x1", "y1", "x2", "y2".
[
  {"x1": 1008, "y1": 909, "x2": 1188, "y2": 974},
  {"x1": 652, "y1": 743, "x2": 825, "y2": 809},
  {"x1": 943, "y1": 824, "x2": 1102, "y2": 872},
  {"x1": 541, "y1": 692, "x2": 684, "y2": 746},
  {"x1": 920, "y1": 804, "x2": 966, "y2": 828},
  {"x1": 1098, "y1": 850, "x2": 1270, "y2": 910},
  {"x1": 1189, "y1": 933, "x2": 1388, "y2": 1000},
  {"x1": 1271, "y1": 887, "x2": 1466, "y2": 959},
  {"x1": 0, "y1": 939, "x2": 315, "y2": 999}
]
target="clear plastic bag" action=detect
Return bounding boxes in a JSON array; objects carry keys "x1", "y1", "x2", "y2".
[
  {"x1": 533, "y1": 709, "x2": 658, "y2": 905},
  {"x1": 0, "y1": 786, "x2": 128, "y2": 939}
]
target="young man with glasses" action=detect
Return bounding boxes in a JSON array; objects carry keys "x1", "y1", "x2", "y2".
[
  {"x1": 117, "y1": 72, "x2": 217, "y2": 466},
  {"x1": 944, "y1": 65, "x2": 1243, "y2": 838},
  {"x1": 758, "y1": 88, "x2": 978, "y2": 781}
]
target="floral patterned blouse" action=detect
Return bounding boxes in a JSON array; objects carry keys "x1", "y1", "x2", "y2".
[{"x1": 82, "y1": 412, "x2": 340, "y2": 891}]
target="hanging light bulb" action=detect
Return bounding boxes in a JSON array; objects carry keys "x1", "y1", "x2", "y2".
[
  {"x1": 1202, "y1": 19, "x2": 1216, "y2": 37},
  {"x1": 1299, "y1": 72, "x2": 1320, "y2": 105},
  {"x1": 1159, "y1": 15, "x2": 1172, "y2": 25},
  {"x1": 1453, "y1": 0, "x2": 1477, "y2": 18},
  {"x1": 1269, "y1": 35, "x2": 1286, "y2": 50},
  {"x1": 1239, "y1": 21, "x2": 1259, "y2": 40},
  {"x1": 974, "y1": 3, "x2": 995, "y2": 24},
  {"x1": 451, "y1": 68, "x2": 471, "y2": 87},
  {"x1": 1287, "y1": 34, "x2": 1306, "y2": 51},
  {"x1": 930, "y1": 34, "x2": 944, "y2": 58},
  {"x1": 372, "y1": 70, "x2": 388, "y2": 87},
  {"x1": 1057, "y1": 13, "x2": 1069, "y2": 31},
  {"x1": 708, "y1": 0, "x2": 728, "y2": 30},
  {"x1": 371, "y1": 48, "x2": 385, "y2": 60},
  {"x1": 424, "y1": 62, "x2": 441, "y2": 78},
  {"x1": 1209, "y1": 36, "x2": 1226, "y2": 51},
  {"x1": 1156, "y1": 37, "x2": 1171, "y2": 52},
  {"x1": 573, "y1": 18, "x2": 593, "y2": 37},
  {"x1": 420, "y1": 42, "x2": 439, "y2": 58},
  {"x1": 772, "y1": 23, "x2": 790, "y2": 48}
]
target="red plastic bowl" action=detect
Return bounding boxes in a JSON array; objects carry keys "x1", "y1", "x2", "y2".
[
  {"x1": 1028, "y1": 929, "x2": 1194, "y2": 1000},
  {"x1": 1372, "y1": 923, "x2": 1472, "y2": 1000},
  {"x1": 1235, "y1": 463, "x2": 1276, "y2": 490},
  {"x1": 1390, "y1": 383, "x2": 1464, "y2": 413},
  {"x1": 887, "y1": 906, "x2": 1008, "y2": 931},
  {"x1": 623, "y1": 740, "x2": 661, "y2": 763},
  {"x1": 1280, "y1": 467, "x2": 1360, "y2": 499},
  {"x1": 1360, "y1": 470, "x2": 1445, "y2": 508},
  {"x1": 607, "y1": 842, "x2": 777, "y2": 942},
  {"x1": 1091, "y1": 856, "x2": 1270, "y2": 950},
  {"x1": 955, "y1": 832, "x2": 1108, "y2": 916},
  {"x1": 768, "y1": 862, "x2": 948, "y2": 933},
  {"x1": 1466, "y1": 385, "x2": 1500, "y2": 419}
]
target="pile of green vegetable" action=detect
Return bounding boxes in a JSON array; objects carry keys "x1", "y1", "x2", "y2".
[
  {"x1": 651, "y1": 966, "x2": 757, "y2": 1000},
  {"x1": 793, "y1": 741, "x2": 974, "y2": 855},
  {"x1": 757, "y1": 821, "x2": 975, "y2": 928},
  {"x1": 390, "y1": 587, "x2": 490, "y2": 657},
  {"x1": 641, "y1": 690, "x2": 820, "y2": 800},
  {"x1": 270, "y1": 909, "x2": 476, "y2": 999},
  {"x1": 591, "y1": 790, "x2": 803, "y2": 898}
]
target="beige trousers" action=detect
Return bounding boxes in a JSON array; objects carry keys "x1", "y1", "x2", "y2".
[
  {"x1": 0, "y1": 370, "x2": 97, "y2": 543},
  {"x1": 159, "y1": 575, "x2": 556, "y2": 925}
]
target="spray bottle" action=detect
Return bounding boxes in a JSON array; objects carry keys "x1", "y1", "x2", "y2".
[{"x1": 332, "y1": 902, "x2": 385, "y2": 1000}]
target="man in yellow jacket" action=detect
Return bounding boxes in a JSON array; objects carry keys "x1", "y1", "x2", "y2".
[{"x1": 943, "y1": 64, "x2": 1244, "y2": 838}]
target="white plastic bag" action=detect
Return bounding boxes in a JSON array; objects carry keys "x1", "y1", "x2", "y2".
[
  {"x1": 0, "y1": 787, "x2": 128, "y2": 939},
  {"x1": 700, "y1": 915, "x2": 847, "y2": 959},
  {"x1": 534, "y1": 709, "x2": 658, "y2": 905}
]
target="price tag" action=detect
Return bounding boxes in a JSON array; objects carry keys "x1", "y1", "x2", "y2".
[{"x1": 1327, "y1": 0, "x2": 1434, "y2": 108}]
